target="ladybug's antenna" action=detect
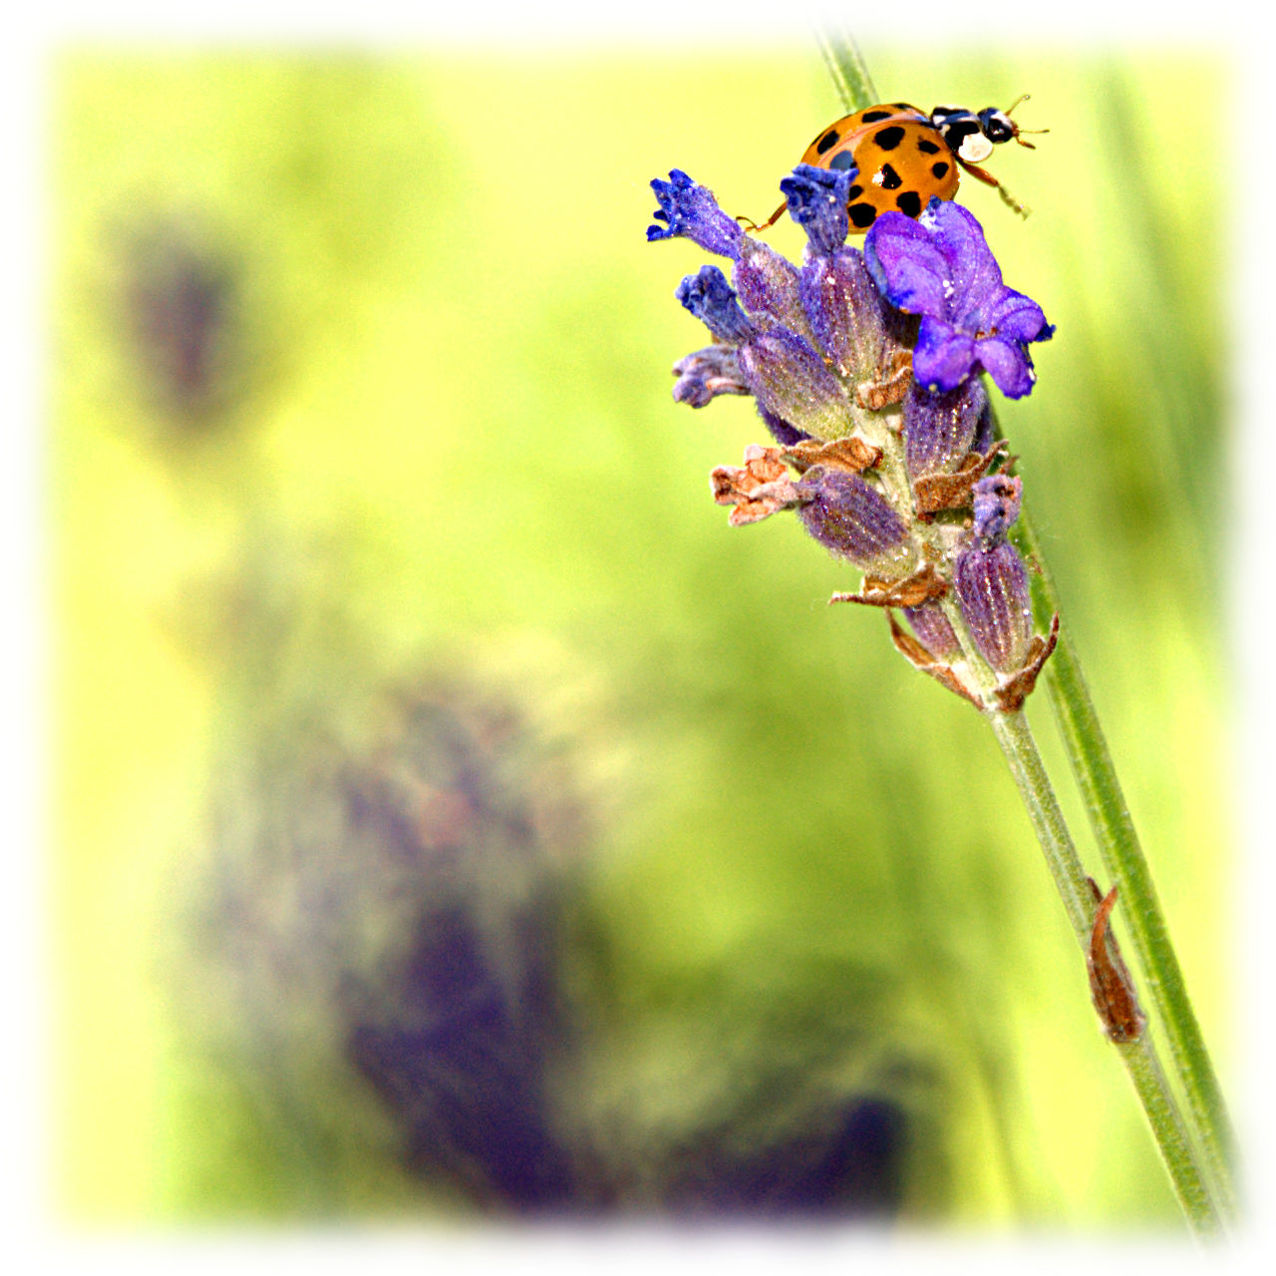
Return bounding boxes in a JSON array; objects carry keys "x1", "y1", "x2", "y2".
[{"x1": 1004, "y1": 93, "x2": 1048, "y2": 149}]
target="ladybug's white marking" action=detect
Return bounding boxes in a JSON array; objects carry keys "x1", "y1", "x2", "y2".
[{"x1": 957, "y1": 133, "x2": 993, "y2": 164}]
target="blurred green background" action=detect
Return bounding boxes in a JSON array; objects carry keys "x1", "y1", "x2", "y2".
[{"x1": 51, "y1": 45, "x2": 1229, "y2": 1226}]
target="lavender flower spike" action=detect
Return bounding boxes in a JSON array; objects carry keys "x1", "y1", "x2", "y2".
[
  {"x1": 678, "y1": 267, "x2": 853, "y2": 440},
  {"x1": 649, "y1": 169, "x2": 745, "y2": 258},
  {"x1": 864, "y1": 199, "x2": 1053, "y2": 399}
]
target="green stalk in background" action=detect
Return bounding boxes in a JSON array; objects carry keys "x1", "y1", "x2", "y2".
[{"x1": 817, "y1": 27, "x2": 1235, "y2": 1231}]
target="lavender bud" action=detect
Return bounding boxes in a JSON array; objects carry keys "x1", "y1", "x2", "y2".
[
  {"x1": 954, "y1": 477, "x2": 1032, "y2": 673},
  {"x1": 903, "y1": 603, "x2": 961, "y2": 661},
  {"x1": 902, "y1": 379, "x2": 988, "y2": 479},
  {"x1": 672, "y1": 345, "x2": 750, "y2": 407},
  {"x1": 738, "y1": 327, "x2": 855, "y2": 441},
  {"x1": 799, "y1": 245, "x2": 899, "y2": 381},
  {"x1": 648, "y1": 169, "x2": 745, "y2": 258},
  {"x1": 734, "y1": 236, "x2": 812, "y2": 338},
  {"x1": 954, "y1": 542, "x2": 1033, "y2": 674},
  {"x1": 796, "y1": 466, "x2": 911, "y2": 570}
]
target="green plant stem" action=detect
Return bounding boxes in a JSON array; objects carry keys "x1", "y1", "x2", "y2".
[
  {"x1": 985, "y1": 705, "x2": 1224, "y2": 1236},
  {"x1": 813, "y1": 25, "x2": 877, "y2": 113},
  {"x1": 945, "y1": 584, "x2": 1222, "y2": 1232},
  {"x1": 1014, "y1": 508, "x2": 1236, "y2": 1216}
]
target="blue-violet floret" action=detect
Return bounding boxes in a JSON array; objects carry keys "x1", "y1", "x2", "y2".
[
  {"x1": 648, "y1": 169, "x2": 745, "y2": 259},
  {"x1": 780, "y1": 164, "x2": 855, "y2": 258},
  {"x1": 677, "y1": 265, "x2": 756, "y2": 344},
  {"x1": 864, "y1": 198, "x2": 1053, "y2": 399}
]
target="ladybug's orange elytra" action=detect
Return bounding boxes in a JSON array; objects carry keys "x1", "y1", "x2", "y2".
[{"x1": 754, "y1": 97, "x2": 1041, "y2": 234}]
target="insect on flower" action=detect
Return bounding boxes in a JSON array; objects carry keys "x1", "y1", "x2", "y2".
[{"x1": 749, "y1": 96, "x2": 1043, "y2": 233}]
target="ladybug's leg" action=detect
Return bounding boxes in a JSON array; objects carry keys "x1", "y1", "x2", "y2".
[
  {"x1": 959, "y1": 161, "x2": 1031, "y2": 219},
  {"x1": 737, "y1": 198, "x2": 789, "y2": 234},
  {"x1": 958, "y1": 160, "x2": 1000, "y2": 188}
]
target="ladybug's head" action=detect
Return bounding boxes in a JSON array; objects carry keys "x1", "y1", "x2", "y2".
[
  {"x1": 979, "y1": 95, "x2": 1044, "y2": 151},
  {"x1": 977, "y1": 107, "x2": 1018, "y2": 144}
]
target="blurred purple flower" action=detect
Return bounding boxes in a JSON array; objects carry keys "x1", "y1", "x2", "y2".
[{"x1": 122, "y1": 218, "x2": 241, "y2": 421}]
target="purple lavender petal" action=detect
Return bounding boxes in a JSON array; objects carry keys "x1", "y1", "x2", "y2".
[
  {"x1": 987, "y1": 288, "x2": 1053, "y2": 343},
  {"x1": 863, "y1": 199, "x2": 1053, "y2": 401},
  {"x1": 925, "y1": 201, "x2": 1004, "y2": 329},
  {"x1": 975, "y1": 336, "x2": 1036, "y2": 399},
  {"x1": 863, "y1": 213, "x2": 950, "y2": 319},
  {"x1": 911, "y1": 315, "x2": 977, "y2": 393}
]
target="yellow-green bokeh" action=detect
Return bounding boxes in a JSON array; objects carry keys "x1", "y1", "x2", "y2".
[{"x1": 52, "y1": 47, "x2": 1228, "y2": 1225}]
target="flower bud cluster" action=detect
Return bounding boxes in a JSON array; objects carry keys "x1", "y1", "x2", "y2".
[{"x1": 649, "y1": 165, "x2": 1058, "y2": 711}]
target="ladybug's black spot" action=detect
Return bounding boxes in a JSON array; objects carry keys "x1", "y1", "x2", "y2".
[
  {"x1": 892, "y1": 102, "x2": 912, "y2": 110},
  {"x1": 873, "y1": 126, "x2": 905, "y2": 151},
  {"x1": 931, "y1": 161, "x2": 951, "y2": 180},
  {"x1": 816, "y1": 129, "x2": 839, "y2": 155},
  {"x1": 895, "y1": 191, "x2": 923, "y2": 218},
  {"x1": 942, "y1": 120, "x2": 979, "y2": 150},
  {"x1": 878, "y1": 163, "x2": 902, "y2": 190},
  {"x1": 861, "y1": 109, "x2": 892, "y2": 123},
  {"x1": 830, "y1": 151, "x2": 856, "y2": 172},
  {"x1": 917, "y1": 137, "x2": 942, "y2": 155},
  {"x1": 846, "y1": 184, "x2": 864, "y2": 201},
  {"x1": 848, "y1": 202, "x2": 878, "y2": 229}
]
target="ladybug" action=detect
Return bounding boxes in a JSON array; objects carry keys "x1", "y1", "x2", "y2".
[{"x1": 755, "y1": 96, "x2": 1040, "y2": 234}]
